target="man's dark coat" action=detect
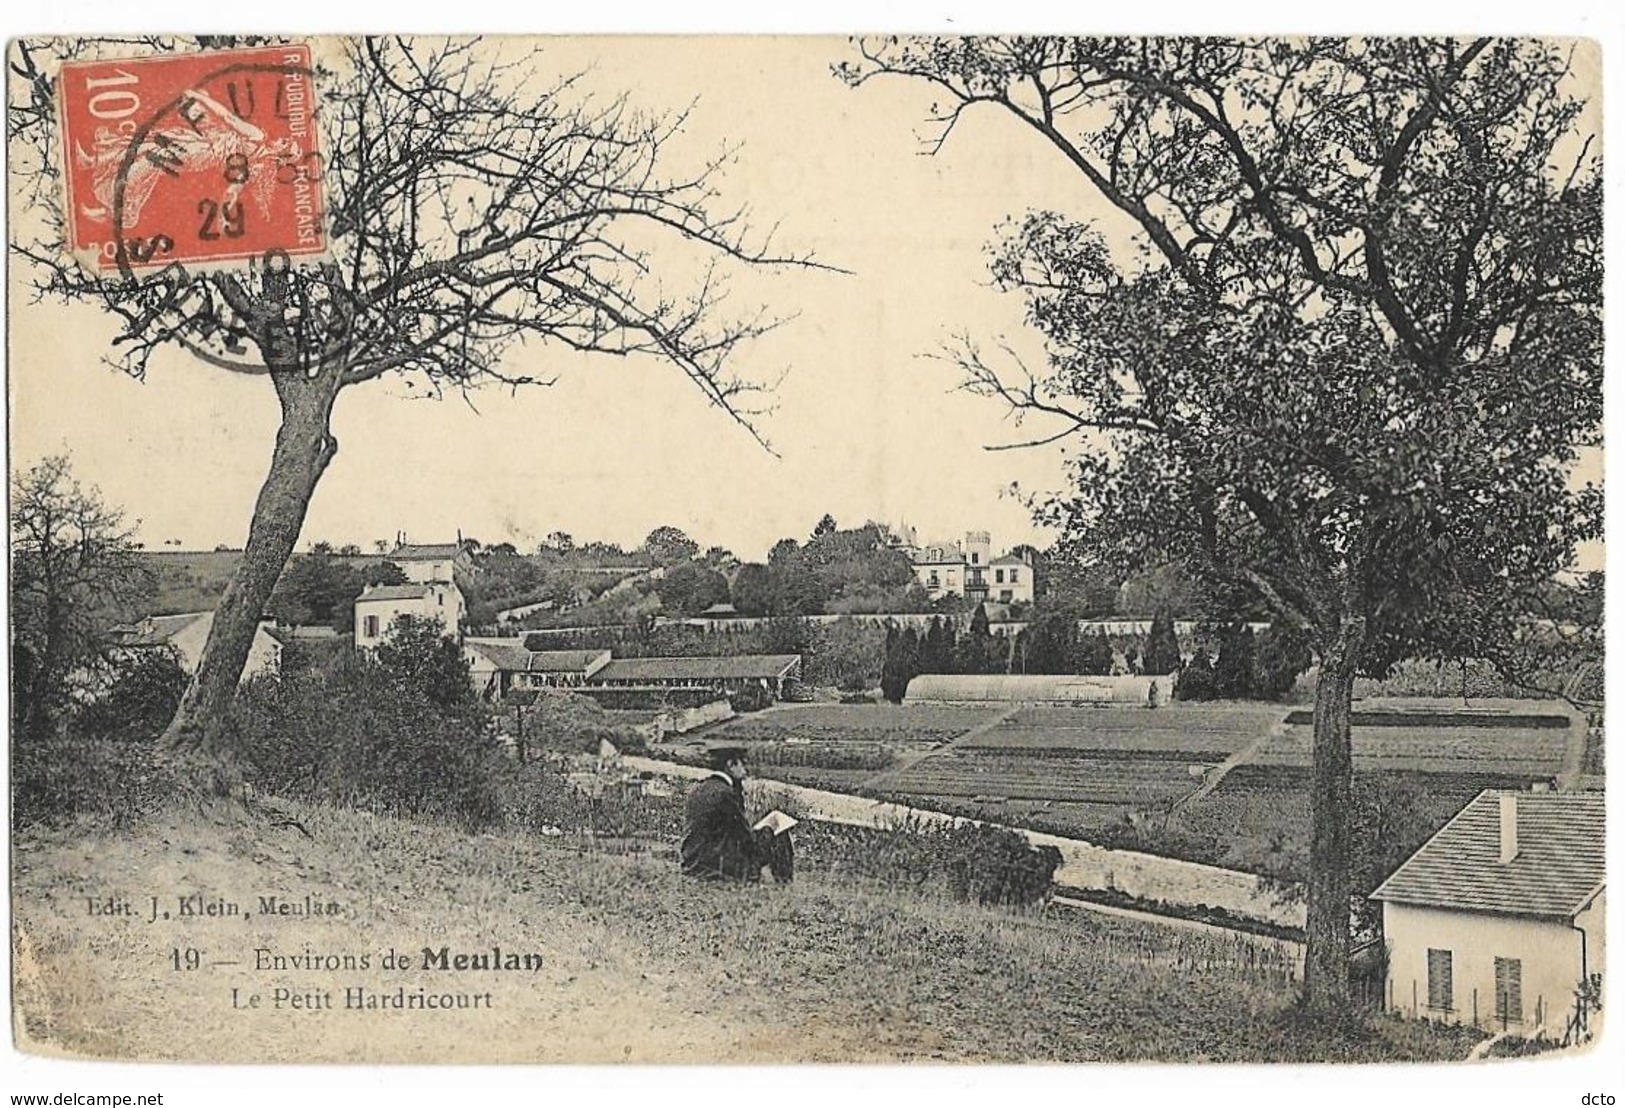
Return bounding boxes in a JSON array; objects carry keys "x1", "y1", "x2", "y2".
[{"x1": 681, "y1": 772, "x2": 760, "y2": 880}]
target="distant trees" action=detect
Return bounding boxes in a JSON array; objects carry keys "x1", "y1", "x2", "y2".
[
  {"x1": 269, "y1": 554, "x2": 405, "y2": 632},
  {"x1": 10, "y1": 456, "x2": 152, "y2": 741},
  {"x1": 642, "y1": 526, "x2": 701, "y2": 567},
  {"x1": 1021, "y1": 607, "x2": 1113, "y2": 675},
  {"x1": 1176, "y1": 621, "x2": 1312, "y2": 702},
  {"x1": 729, "y1": 518, "x2": 922, "y2": 617},
  {"x1": 654, "y1": 561, "x2": 731, "y2": 617}
]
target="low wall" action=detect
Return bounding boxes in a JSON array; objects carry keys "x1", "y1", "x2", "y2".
[
  {"x1": 621, "y1": 755, "x2": 1305, "y2": 930},
  {"x1": 657, "y1": 699, "x2": 735, "y2": 736}
]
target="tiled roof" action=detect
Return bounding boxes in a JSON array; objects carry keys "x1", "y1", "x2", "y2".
[
  {"x1": 991, "y1": 553, "x2": 1030, "y2": 565},
  {"x1": 358, "y1": 584, "x2": 435, "y2": 602},
  {"x1": 1371, "y1": 790, "x2": 1604, "y2": 919},
  {"x1": 464, "y1": 644, "x2": 609, "y2": 675},
  {"x1": 465, "y1": 641, "x2": 531, "y2": 670},
  {"x1": 591, "y1": 654, "x2": 801, "y2": 682},
  {"x1": 109, "y1": 612, "x2": 206, "y2": 645},
  {"x1": 392, "y1": 543, "x2": 462, "y2": 561},
  {"x1": 525, "y1": 649, "x2": 610, "y2": 674}
]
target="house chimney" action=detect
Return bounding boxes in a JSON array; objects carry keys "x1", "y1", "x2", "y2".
[{"x1": 1498, "y1": 793, "x2": 1519, "y2": 864}]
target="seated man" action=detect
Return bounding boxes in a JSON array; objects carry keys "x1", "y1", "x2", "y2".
[{"x1": 680, "y1": 746, "x2": 793, "y2": 883}]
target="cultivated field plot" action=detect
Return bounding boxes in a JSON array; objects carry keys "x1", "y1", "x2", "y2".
[
  {"x1": 961, "y1": 704, "x2": 1286, "y2": 759},
  {"x1": 1253, "y1": 712, "x2": 1571, "y2": 777},
  {"x1": 880, "y1": 751, "x2": 1210, "y2": 806},
  {"x1": 709, "y1": 703, "x2": 996, "y2": 745},
  {"x1": 1177, "y1": 770, "x2": 1516, "y2": 879}
]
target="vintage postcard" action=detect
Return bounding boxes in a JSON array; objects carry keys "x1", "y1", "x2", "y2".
[{"x1": 5, "y1": 32, "x2": 1606, "y2": 1082}]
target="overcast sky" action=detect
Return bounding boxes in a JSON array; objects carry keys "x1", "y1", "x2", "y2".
[
  {"x1": 10, "y1": 37, "x2": 1132, "y2": 562},
  {"x1": 8, "y1": 35, "x2": 1602, "y2": 572}
]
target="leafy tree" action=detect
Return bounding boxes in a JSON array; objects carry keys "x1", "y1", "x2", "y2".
[
  {"x1": 920, "y1": 617, "x2": 958, "y2": 675},
  {"x1": 1212, "y1": 622, "x2": 1258, "y2": 700},
  {"x1": 269, "y1": 550, "x2": 363, "y2": 630},
  {"x1": 1255, "y1": 622, "x2": 1315, "y2": 701},
  {"x1": 654, "y1": 561, "x2": 730, "y2": 617},
  {"x1": 881, "y1": 625, "x2": 921, "y2": 702},
  {"x1": 1075, "y1": 628, "x2": 1115, "y2": 677},
  {"x1": 817, "y1": 617, "x2": 887, "y2": 692},
  {"x1": 9, "y1": 456, "x2": 152, "y2": 741},
  {"x1": 361, "y1": 561, "x2": 408, "y2": 588},
  {"x1": 847, "y1": 37, "x2": 1600, "y2": 1009},
  {"x1": 642, "y1": 526, "x2": 701, "y2": 568},
  {"x1": 811, "y1": 513, "x2": 838, "y2": 540},
  {"x1": 76, "y1": 646, "x2": 190, "y2": 744},
  {"x1": 11, "y1": 37, "x2": 815, "y2": 759},
  {"x1": 1022, "y1": 608, "x2": 1077, "y2": 674},
  {"x1": 1141, "y1": 607, "x2": 1182, "y2": 676},
  {"x1": 729, "y1": 562, "x2": 778, "y2": 616},
  {"x1": 373, "y1": 613, "x2": 473, "y2": 710},
  {"x1": 1118, "y1": 563, "x2": 1200, "y2": 619}
]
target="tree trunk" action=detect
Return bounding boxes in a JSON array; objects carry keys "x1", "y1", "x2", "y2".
[
  {"x1": 1302, "y1": 613, "x2": 1366, "y2": 1014},
  {"x1": 160, "y1": 367, "x2": 342, "y2": 757}
]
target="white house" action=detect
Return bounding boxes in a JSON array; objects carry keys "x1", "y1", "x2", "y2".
[
  {"x1": 988, "y1": 553, "x2": 1035, "y2": 605},
  {"x1": 106, "y1": 612, "x2": 282, "y2": 680},
  {"x1": 907, "y1": 531, "x2": 1035, "y2": 604},
  {"x1": 1371, "y1": 789, "x2": 1604, "y2": 1039},
  {"x1": 354, "y1": 581, "x2": 463, "y2": 650},
  {"x1": 355, "y1": 538, "x2": 469, "y2": 649},
  {"x1": 389, "y1": 540, "x2": 472, "y2": 585}
]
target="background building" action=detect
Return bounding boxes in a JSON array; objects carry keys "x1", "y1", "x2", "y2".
[{"x1": 907, "y1": 530, "x2": 1034, "y2": 604}]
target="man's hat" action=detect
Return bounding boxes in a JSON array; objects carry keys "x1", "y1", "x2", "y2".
[{"x1": 705, "y1": 745, "x2": 749, "y2": 769}]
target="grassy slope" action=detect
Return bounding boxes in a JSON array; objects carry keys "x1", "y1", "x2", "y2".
[{"x1": 13, "y1": 803, "x2": 1481, "y2": 1064}]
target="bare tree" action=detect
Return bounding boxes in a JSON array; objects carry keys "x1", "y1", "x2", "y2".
[
  {"x1": 11, "y1": 37, "x2": 823, "y2": 758},
  {"x1": 10, "y1": 456, "x2": 153, "y2": 743},
  {"x1": 842, "y1": 36, "x2": 1601, "y2": 1013}
]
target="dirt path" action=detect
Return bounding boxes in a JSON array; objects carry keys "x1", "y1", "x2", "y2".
[
  {"x1": 857, "y1": 704, "x2": 1023, "y2": 792},
  {"x1": 1171, "y1": 714, "x2": 1290, "y2": 812}
]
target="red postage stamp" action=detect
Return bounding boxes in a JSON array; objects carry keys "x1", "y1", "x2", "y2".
[{"x1": 59, "y1": 44, "x2": 327, "y2": 272}]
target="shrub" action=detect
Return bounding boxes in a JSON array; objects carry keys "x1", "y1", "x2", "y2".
[
  {"x1": 498, "y1": 760, "x2": 683, "y2": 840},
  {"x1": 1175, "y1": 648, "x2": 1218, "y2": 701},
  {"x1": 223, "y1": 653, "x2": 505, "y2": 830},
  {"x1": 74, "y1": 647, "x2": 190, "y2": 744},
  {"x1": 729, "y1": 684, "x2": 774, "y2": 713},
  {"x1": 797, "y1": 817, "x2": 1060, "y2": 909},
  {"x1": 512, "y1": 689, "x2": 648, "y2": 755},
  {"x1": 1254, "y1": 622, "x2": 1313, "y2": 699},
  {"x1": 12, "y1": 732, "x2": 177, "y2": 830},
  {"x1": 944, "y1": 823, "x2": 1062, "y2": 907}
]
